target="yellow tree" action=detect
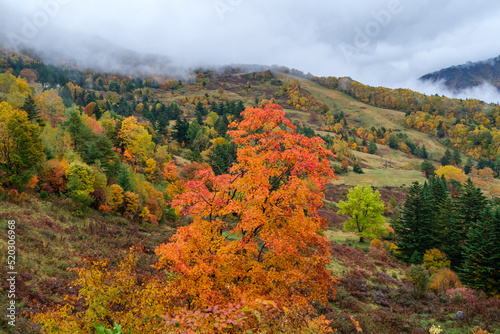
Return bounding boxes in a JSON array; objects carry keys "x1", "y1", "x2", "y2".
[
  {"x1": 117, "y1": 116, "x2": 154, "y2": 165},
  {"x1": 0, "y1": 102, "x2": 44, "y2": 178},
  {"x1": 34, "y1": 89, "x2": 66, "y2": 124},
  {"x1": 0, "y1": 72, "x2": 31, "y2": 107},
  {"x1": 435, "y1": 165, "x2": 467, "y2": 183}
]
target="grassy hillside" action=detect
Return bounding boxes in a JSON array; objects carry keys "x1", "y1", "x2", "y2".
[
  {"x1": 1, "y1": 195, "x2": 498, "y2": 333},
  {"x1": 0, "y1": 195, "x2": 177, "y2": 332},
  {"x1": 1, "y1": 49, "x2": 499, "y2": 333}
]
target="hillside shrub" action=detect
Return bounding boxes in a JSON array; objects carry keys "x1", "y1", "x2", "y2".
[
  {"x1": 406, "y1": 265, "x2": 430, "y2": 298},
  {"x1": 423, "y1": 248, "x2": 450, "y2": 274},
  {"x1": 429, "y1": 268, "x2": 461, "y2": 295},
  {"x1": 370, "y1": 238, "x2": 383, "y2": 248},
  {"x1": 446, "y1": 287, "x2": 477, "y2": 304}
]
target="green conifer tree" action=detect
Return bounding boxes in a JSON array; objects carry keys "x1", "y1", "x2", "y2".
[
  {"x1": 460, "y1": 206, "x2": 500, "y2": 295},
  {"x1": 353, "y1": 159, "x2": 364, "y2": 174},
  {"x1": 22, "y1": 95, "x2": 42, "y2": 124},
  {"x1": 458, "y1": 178, "x2": 487, "y2": 231},
  {"x1": 394, "y1": 182, "x2": 434, "y2": 264}
]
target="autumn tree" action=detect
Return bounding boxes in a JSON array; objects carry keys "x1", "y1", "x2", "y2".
[
  {"x1": 34, "y1": 89, "x2": 66, "y2": 124},
  {"x1": 423, "y1": 248, "x2": 451, "y2": 274},
  {"x1": 65, "y1": 162, "x2": 95, "y2": 215},
  {"x1": 0, "y1": 72, "x2": 31, "y2": 107},
  {"x1": 109, "y1": 184, "x2": 124, "y2": 213},
  {"x1": 33, "y1": 249, "x2": 170, "y2": 333},
  {"x1": 117, "y1": 116, "x2": 154, "y2": 165},
  {"x1": 435, "y1": 165, "x2": 467, "y2": 183},
  {"x1": 43, "y1": 159, "x2": 67, "y2": 194},
  {"x1": 155, "y1": 104, "x2": 337, "y2": 328},
  {"x1": 337, "y1": 185, "x2": 386, "y2": 242},
  {"x1": 0, "y1": 102, "x2": 44, "y2": 185}
]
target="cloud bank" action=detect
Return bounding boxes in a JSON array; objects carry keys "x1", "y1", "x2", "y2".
[{"x1": 1, "y1": 0, "x2": 500, "y2": 102}]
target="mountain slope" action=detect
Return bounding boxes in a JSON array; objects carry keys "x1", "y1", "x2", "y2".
[{"x1": 420, "y1": 55, "x2": 500, "y2": 92}]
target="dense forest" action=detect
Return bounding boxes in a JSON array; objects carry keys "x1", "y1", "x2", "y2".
[{"x1": 0, "y1": 47, "x2": 499, "y2": 333}]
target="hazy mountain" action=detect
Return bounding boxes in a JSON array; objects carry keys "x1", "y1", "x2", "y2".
[{"x1": 420, "y1": 55, "x2": 500, "y2": 92}]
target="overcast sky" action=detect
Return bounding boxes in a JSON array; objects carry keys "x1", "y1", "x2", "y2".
[{"x1": 1, "y1": 0, "x2": 500, "y2": 102}]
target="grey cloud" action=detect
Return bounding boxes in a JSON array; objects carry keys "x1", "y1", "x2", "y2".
[{"x1": 1, "y1": 0, "x2": 500, "y2": 102}]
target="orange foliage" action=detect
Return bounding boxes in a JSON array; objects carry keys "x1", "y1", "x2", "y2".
[
  {"x1": 33, "y1": 105, "x2": 338, "y2": 333},
  {"x1": 180, "y1": 161, "x2": 211, "y2": 180},
  {"x1": 162, "y1": 161, "x2": 178, "y2": 182},
  {"x1": 341, "y1": 160, "x2": 349, "y2": 172},
  {"x1": 84, "y1": 116, "x2": 104, "y2": 135},
  {"x1": 470, "y1": 166, "x2": 496, "y2": 189},
  {"x1": 83, "y1": 102, "x2": 96, "y2": 117},
  {"x1": 429, "y1": 268, "x2": 461, "y2": 295},
  {"x1": 98, "y1": 204, "x2": 111, "y2": 213},
  {"x1": 27, "y1": 176, "x2": 39, "y2": 190},
  {"x1": 124, "y1": 191, "x2": 140, "y2": 216},
  {"x1": 155, "y1": 105, "x2": 338, "y2": 321},
  {"x1": 370, "y1": 238, "x2": 383, "y2": 248},
  {"x1": 44, "y1": 160, "x2": 67, "y2": 193},
  {"x1": 472, "y1": 327, "x2": 491, "y2": 334}
]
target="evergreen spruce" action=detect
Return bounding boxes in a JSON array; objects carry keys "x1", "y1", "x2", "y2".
[
  {"x1": 353, "y1": 159, "x2": 364, "y2": 174},
  {"x1": 174, "y1": 118, "x2": 190, "y2": 144},
  {"x1": 458, "y1": 178, "x2": 487, "y2": 231},
  {"x1": 117, "y1": 164, "x2": 134, "y2": 192},
  {"x1": 452, "y1": 149, "x2": 462, "y2": 165},
  {"x1": 367, "y1": 141, "x2": 377, "y2": 154},
  {"x1": 22, "y1": 95, "x2": 42, "y2": 124},
  {"x1": 460, "y1": 206, "x2": 500, "y2": 295},
  {"x1": 421, "y1": 160, "x2": 435, "y2": 179},
  {"x1": 394, "y1": 182, "x2": 434, "y2": 264}
]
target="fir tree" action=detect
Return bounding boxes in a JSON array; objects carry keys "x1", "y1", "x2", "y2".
[
  {"x1": 440, "y1": 154, "x2": 450, "y2": 166},
  {"x1": 463, "y1": 158, "x2": 473, "y2": 174},
  {"x1": 421, "y1": 145, "x2": 428, "y2": 159},
  {"x1": 196, "y1": 111, "x2": 203, "y2": 125},
  {"x1": 174, "y1": 118, "x2": 190, "y2": 144},
  {"x1": 428, "y1": 176, "x2": 457, "y2": 254},
  {"x1": 64, "y1": 109, "x2": 93, "y2": 150},
  {"x1": 452, "y1": 149, "x2": 462, "y2": 165},
  {"x1": 186, "y1": 120, "x2": 201, "y2": 147},
  {"x1": 367, "y1": 140, "x2": 377, "y2": 154},
  {"x1": 353, "y1": 159, "x2": 364, "y2": 174},
  {"x1": 450, "y1": 178, "x2": 488, "y2": 268},
  {"x1": 117, "y1": 164, "x2": 134, "y2": 192},
  {"x1": 394, "y1": 182, "x2": 434, "y2": 264},
  {"x1": 460, "y1": 206, "x2": 500, "y2": 295},
  {"x1": 458, "y1": 178, "x2": 487, "y2": 232},
  {"x1": 196, "y1": 101, "x2": 208, "y2": 116},
  {"x1": 22, "y1": 95, "x2": 41, "y2": 124},
  {"x1": 421, "y1": 160, "x2": 435, "y2": 179}
]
